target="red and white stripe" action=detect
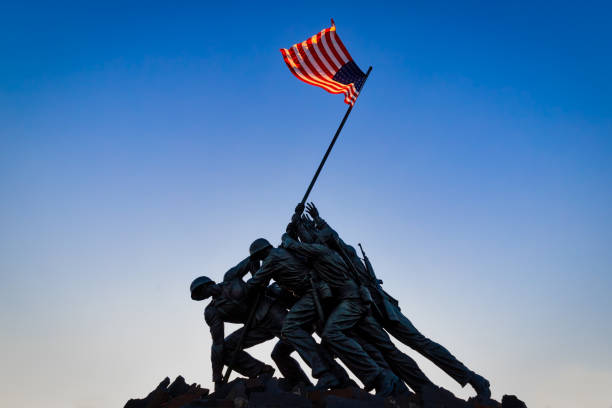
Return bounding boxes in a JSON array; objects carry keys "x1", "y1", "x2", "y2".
[{"x1": 281, "y1": 22, "x2": 360, "y2": 105}]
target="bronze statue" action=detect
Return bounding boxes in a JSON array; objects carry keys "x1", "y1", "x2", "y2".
[
  {"x1": 189, "y1": 202, "x2": 494, "y2": 400},
  {"x1": 304, "y1": 202, "x2": 491, "y2": 399},
  {"x1": 245, "y1": 237, "x2": 353, "y2": 391},
  {"x1": 283, "y1": 206, "x2": 430, "y2": 395}
]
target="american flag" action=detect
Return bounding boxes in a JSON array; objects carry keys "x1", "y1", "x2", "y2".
[{"x1": 280, "y1": 20, "x2": 367, "y2": 106}]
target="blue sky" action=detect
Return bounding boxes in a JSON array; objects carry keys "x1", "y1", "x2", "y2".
[{"x1": 1, "y1": 2, "x2": 611, "y2": 407}]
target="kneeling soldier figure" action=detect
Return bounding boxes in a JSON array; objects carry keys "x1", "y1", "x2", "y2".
[{"x1": 190, "y1": 255, "x2": 311, "y2": 391}]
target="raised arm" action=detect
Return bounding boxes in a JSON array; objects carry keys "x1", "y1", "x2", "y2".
[
  {"x1": 223, "y1": 256, "x2": 257, "y2": 282},
  {"x1": 245, "y1": 252, "x2": 279, "y2": 290},
  {"x1": 306, "y1": 202, "x2": 341, "y2": 245},
  {"x1": 281, "y1": 232, "x2": 329, "y2": 260}
]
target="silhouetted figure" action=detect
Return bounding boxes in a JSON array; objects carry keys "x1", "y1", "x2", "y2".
[
  {"x1": 190, "y1": 256, "x2": 311, "y2": 391},
  {"x1": 289, "y1": 213, "x2": 432, "y2": 394},
  {"x1": 305, "y1": 202, "x2": 491, "y2": 399},
  {"x1": 282, "y1": 215, "x2": 427, "y2": 396},
  {"x1": 246, "y1": 237, "x2": 353, "y2": 391}
]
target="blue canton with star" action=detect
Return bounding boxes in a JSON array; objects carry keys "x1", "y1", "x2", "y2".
[{"x1": 332, "y1": 61, "x2": 367, "y2": 91}]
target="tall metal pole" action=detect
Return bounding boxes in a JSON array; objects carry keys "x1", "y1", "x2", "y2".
[
  {"x1": 222, "y1": 67, "x2": 373, "y2": 387},
  {"x1": 300, "y1": 66, "x2": 373, "y2": 206}
]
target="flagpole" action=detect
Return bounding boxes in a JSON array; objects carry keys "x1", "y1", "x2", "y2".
[
  {"x1": 223, "y1": 68, "x2": 372, "y2": 386},
  {"x1": 300, "y1": 66, "x2": 373, "y2": 207}
]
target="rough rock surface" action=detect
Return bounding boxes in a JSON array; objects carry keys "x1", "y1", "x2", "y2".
[
  {"x1": 124, "y1": 376, "x2": 209, "y2": 408},
  {"x1": 124, "y1": 376, "x2": 527, "y2": 408}
]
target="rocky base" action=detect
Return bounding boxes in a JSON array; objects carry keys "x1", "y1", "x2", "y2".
[{"x1": 124, "y1": 376, "x2": 527, "y2": 408}]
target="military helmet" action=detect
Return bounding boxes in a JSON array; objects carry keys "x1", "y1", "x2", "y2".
[
  {"x1": 190, "y1": 276, "x2": 215, "y2": 300},
  {"x1": 249, "y1": 238, "x2": 272, "y2": 257}
]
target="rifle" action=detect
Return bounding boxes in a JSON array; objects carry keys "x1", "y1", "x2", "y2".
[
  {"x1": 358, "y1": 243, "x2": 380, "y2": 285},
  {"x1": 328, "y1": 239, "x2": 376, "y2": 305},
  {"x1": 310, "y1": 274, "x2": 326, "y2": 324},
  {"x1": 358, "y1": 243, "x2": 400, "y2": 308},
  {"x1": 221, "y1": 291, "x2": 262, "y2": 384}
]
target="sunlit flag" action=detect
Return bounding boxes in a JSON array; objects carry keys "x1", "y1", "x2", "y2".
[{"x1": 280, "y1": 20, "x2": 367, "y2": 106}]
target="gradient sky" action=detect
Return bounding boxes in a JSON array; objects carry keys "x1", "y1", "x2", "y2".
[{"x1": 1, "y1": 2, "x2": 611, "y2": 408}]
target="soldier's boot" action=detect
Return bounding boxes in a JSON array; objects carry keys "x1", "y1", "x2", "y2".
[
  {"x1": 373, "y1": 370, "x2": 399, "y2": 397},
  {"x1": 253, "y1": 365, "x2": 276, "y2": 381},
  {"x1": 292, "y1": 381, "x2": 315, "y2": 395},
  {"x1": 329, "y1": 363, "x2": 354, "y2": 388},
  {"x1": 314, "y1": 371, "x2": 343, "y2": 391},
  {"x1": 283, "y1": 376, "x2": 314, "y2": 392},
  {"x1": 467, "y1": 371, "x2": 491, "y2": 400},
  {"x1": 393, "y1": 377, "x2": 409, "y2": 395}
]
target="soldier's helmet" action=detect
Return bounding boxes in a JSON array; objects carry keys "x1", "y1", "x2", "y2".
[
  {"x1": 249, "y1": 238, "x2": 272, "y2": 258},
  {"x1": 190, "y1": 276, "x2": 215, "y2": 300}
]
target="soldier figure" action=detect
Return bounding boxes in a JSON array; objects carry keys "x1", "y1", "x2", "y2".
[
  {"x1": 246, "y1": 237, "x2": 355, "y2": 391},
  {"x1": 282, "y1": 207, "x2": 430, "y2": 396},
  {"x1": 190, "y1": 199, "x2": 494, "y2": 400},
  {"x1": 291, "y1": 212, "x2": 435, "y2": 394},
  {"x1": 190, "y1": 255, "x2": 311, "y2": 391},
  {"x1": 304, "y1": 202, "x2": 492, "y2": 399}
]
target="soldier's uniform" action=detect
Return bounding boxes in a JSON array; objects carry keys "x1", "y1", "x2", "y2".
[
  {"x1": 202, "y1": 257, "x2": 310, "y2": 386},
  {"x1": 281, "y1": 233, "x2": 419, "y2": 392},
  {"x1": 315, "y1": 216, "x2": 474, "y2": 388},
  {"x1": 246, "y1": 246, "x2": 350, "y2": 384}
]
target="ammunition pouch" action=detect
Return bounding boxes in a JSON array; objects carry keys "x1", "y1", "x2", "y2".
[
  {"x1": 316, "y1": 281, "x2": 333, "y2": 300},
  {"x1": 359, "y1": 286, "x2": 373, "y2": 304},
  {"x1": 368, "y1": 286, "x2": 401, "y2": 322},
  {"x1": 381, "y1": 297, "x2": 401, "y2": 322},
  {"x1": 333, "y1": 282, "x2": 361, "y2": 299},
  {"x1": 380, "y1": 288, "x2": 400, "y2": 308}
]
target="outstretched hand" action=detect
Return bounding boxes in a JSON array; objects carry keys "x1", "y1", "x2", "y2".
[{"x1": 306, "y1": 202, "x2": 319, "y2": 219}]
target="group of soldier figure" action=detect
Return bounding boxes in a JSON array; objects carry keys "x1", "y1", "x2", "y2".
[{"x1": 190, "y1": 202, "x2": 492, "y2": 398}]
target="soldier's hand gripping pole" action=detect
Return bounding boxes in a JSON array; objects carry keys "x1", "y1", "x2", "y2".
[
  {"x1": 221, "y1": 291, "x2": 262, "y2": 385},
  {"x1": 299, "y1": 67, "x2": 372, "y2": 207}
]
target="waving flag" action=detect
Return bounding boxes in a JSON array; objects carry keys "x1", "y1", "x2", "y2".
[{"x1": 280, "y1": 20, "x2": 367, "y2": 106}]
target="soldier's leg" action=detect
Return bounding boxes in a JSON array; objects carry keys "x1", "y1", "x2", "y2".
[
  {"x1": 223, "y1": 326, "x2": 275, "y2": 378},
  {"x1": 384, "y1": 309, "x2": 471, "y2": 386},
  {"x1": 271, "y1": 340, "x2": 313, "y2": 386},
  {"x1": 317, "y1": 344, "x2": 353, "y2": 387},
  {"x1": 351, "y1": 331, "x2": 391, "y2": 370},
  {"x1": 263, "y1": 303, "x2": 313, "y2": 386},
  {"x1": 281, "y1": 291, "x2": 331, "y2": 379},
  {"x1": 314, "y1": 315, "x2": 354, "y2": 387},
  {"x1": 356, "y1": 313, "x2": 432, "y2": 393},
  {"x1": 321, "y1": 299, "x2": 383, "y2": 388}
]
